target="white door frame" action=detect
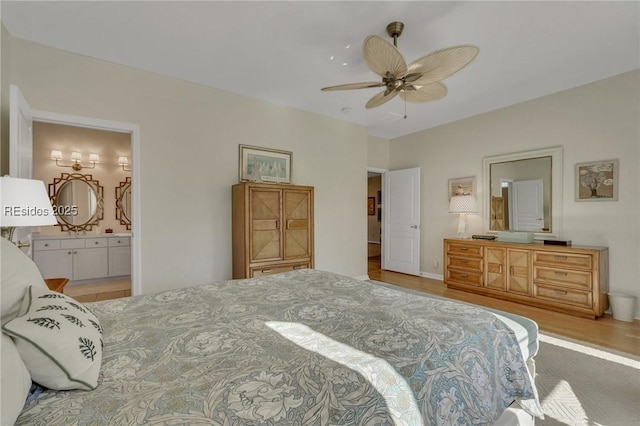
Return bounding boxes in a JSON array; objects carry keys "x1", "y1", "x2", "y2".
[
  {"x1": 30, "y1": 109, "x2": 142, "y2": 296},
  {"x1": 367, "y1": 167, "x2": 387, "y2": 269}
]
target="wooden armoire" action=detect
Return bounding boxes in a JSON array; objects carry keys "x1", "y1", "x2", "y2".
[{"x1": 232, "y1": 182, "x2": 314, "y2": 278}]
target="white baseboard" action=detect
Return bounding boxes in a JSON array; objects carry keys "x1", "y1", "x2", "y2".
[{"x1": 354, "y1": 275, "x2": 370, "y2": 281}]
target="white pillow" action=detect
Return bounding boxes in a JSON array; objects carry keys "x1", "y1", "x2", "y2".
[
  {"x1": 1, "y1": 333, "x2": 31, "y2": 425},
  {"x1": 1, "y1": 237, "x2": 48, "y2": 325},
  {"x1": 2, "y1": 286, "x2": 103, "y2": 390}
]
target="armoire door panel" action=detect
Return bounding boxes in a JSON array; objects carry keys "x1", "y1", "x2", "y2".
[
  {"x1": 284, "y1": 191, "x2": 308, "y2": 220},
  {"x1": 251, "y1": 190, "x2": 281, "y2": 221},
  {"x1": 284, "y1": 190, "x2": 311, "y2": 259},
  {"x1": 252, "y1": 230, "x2": 281, "y2": 261},
  {"x1": 285, "y1": 230, "x2": 309, "y2": 258}
]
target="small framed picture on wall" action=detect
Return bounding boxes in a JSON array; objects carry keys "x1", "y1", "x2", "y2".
[
  {"x1": 575, "y1": 159, "x2": 618, "y2": 201},
  {"x1": 448, "y1": 176, "x2": 476, "y2": 200},
  {"x1": 367, "y1": 197, "x2": 376, "y2": 215}
]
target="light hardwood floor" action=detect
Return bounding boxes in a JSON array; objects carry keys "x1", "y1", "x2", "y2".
[
  {"x1": 368, "y1": 256, "x2": 640, "y2": 356},
  {"x1": 64, "y1": 279, "x2": 131, "y2": 303}
]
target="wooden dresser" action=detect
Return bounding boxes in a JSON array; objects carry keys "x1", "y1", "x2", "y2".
[
  {"x1": 444, "y1": 239, "x2": 609, "y2": 319},
  {"x1": 232, "y1": 182, "x2": 314, "y2": 279}
]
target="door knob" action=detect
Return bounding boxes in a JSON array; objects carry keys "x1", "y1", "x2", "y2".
[{"x1": 410, "y1": 225, "x2": 418, "y2": 229}]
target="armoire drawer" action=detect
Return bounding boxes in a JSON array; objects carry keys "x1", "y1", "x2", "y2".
[{"x1": 250, "y1": 262, "x2": 310, "y2": 278}]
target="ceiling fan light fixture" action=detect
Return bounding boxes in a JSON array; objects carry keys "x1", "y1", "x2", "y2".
[{"x1": 321, "y1": 22, "x2": 479, "y2": 113}]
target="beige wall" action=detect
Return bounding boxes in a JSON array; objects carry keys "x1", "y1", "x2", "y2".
[
  {"x1": 32, "y1": 122, "x2": 131, "y2": 235},
  {"x1": 367, "y1": 135, "x2": 389, "y2": 170},
  {"x1": 388, "y1": 70, "x2": 640, "y2": 315},
  {"x1": 2, "y1": 35, "x2": 369, "y2": 293}
]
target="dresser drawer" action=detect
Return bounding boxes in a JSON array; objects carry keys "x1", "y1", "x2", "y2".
[
  {"x1": 534, "y1": 266, "x2": 592, "y2": 290},
  {"x1": 446, "y1": 242, "x2": 482, "y2": 258},
  {"x1": 108, "y1": 237, "x2": 130, "y2": 247},
  {"x1": 33, "y1": 240, "x2": 61, "y2": 251},
  {"x1": 446, "y1": 269, "x2": 483, "y2": 287},
  {"x1": 251, "y1": 262, "x2": 310, "y2": 278},
  {"x1": 534, "y1": 251, "x2": 593, "y2": 270},
  {"x1": 534, "y1": 284, "x2": 593, "y2": 308},
  {"x1": 85, "y1": 238, "x2": 108, "y2": 248},
  {"x1": 60, "y1": 239, "x2": 86, "y2": 249},
  {"x1": 447, "y1": 256, "x2": 483, "y2": 272}
]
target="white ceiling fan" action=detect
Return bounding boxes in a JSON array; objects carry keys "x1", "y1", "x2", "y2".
[{"x1": 322, "y1": 22, "x2": 479, "y2": 110}]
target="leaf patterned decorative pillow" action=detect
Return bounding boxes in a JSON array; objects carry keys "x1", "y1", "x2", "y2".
[{"x1": 2, "y1": 286, "x2": 103, "y2": 390}]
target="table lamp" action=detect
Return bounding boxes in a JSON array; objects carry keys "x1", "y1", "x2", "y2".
[
  {"x1": 1, "y1": 176, "x2": 57, "y2": 247},
  {"x1": 449, "y1": 194, "x2": 477, "y2": 239}
]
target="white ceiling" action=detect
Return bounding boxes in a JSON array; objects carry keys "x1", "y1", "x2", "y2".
[{"x1": 2, "y1": 1, "x2": 639, "y2": 139}]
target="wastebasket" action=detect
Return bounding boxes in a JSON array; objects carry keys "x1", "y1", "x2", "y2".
[{"x1": 607, "y1": 293, "x2": 637, "y2": 322}]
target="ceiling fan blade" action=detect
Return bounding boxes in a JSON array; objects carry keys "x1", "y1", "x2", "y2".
[
  {"x1": 399, "y1": 82, "x2": 448, "y2": 103},
  {"x1": 407, "y1": 45, "x2": 479, "y2": 86},
  {"x1": 363, "y1": 35, "x2": 408, "y2": 79},
  {"x1": 365, "y1": 89, "x2": 399, "y2": 109},
  {"x1": 321, "y1": 82, "x2": 385, "y2": 91}
]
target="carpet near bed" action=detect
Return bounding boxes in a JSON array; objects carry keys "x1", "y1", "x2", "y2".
[{"x1": 535, "y1": 333, "x2": 640, "y2": 426}]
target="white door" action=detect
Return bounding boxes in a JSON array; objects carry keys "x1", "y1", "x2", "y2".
[
  {"x1": 9, "y1": 85, "x2": 35, "y2": 255},
  {"x1": 383, "y1": 167, "x2": 421, "y2": 276},
  {"x1": 512, "y1": 179, "x2": 544, "y2": 231}
]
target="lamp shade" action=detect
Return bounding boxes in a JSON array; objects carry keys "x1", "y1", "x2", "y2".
[
  {"x1": 70, "y1": 152, "x2": 82, "y2": 163},
  {"x1": 0, "y1": 176, "x2": 57, "y2": 227},
  {"x1": 89, "y1": 153, "x2": 100, "y2": 163},
  {"x1": 50, "y1": 150, "x2": 63, "y2": 160},
  {"x1": 118, "y1": 156, "x2": 129, "y2": 166},
  {"x1": 449, "y1": 195, "x2": 478, "y2": 214}
]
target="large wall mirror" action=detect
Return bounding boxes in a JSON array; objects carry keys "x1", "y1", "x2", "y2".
[
  {"x1": 482, "y1": 146, "x2": 563, "y2": 239},
  {"x1": 49, "y1": 173, "x2": 104, "y2": 232},
  {"x1": 115, "y1": 177, "x2": 132, "y2": 230}
]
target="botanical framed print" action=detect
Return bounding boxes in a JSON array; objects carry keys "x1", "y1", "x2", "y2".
[
  {"x1": 576, "y1": 159, "x2": 618, "y2": 201},
  {"x1": 448, "y1": 176, "x2": 476, "y2": 200},
  {"x1": 239, "y1": 144, "x2": 292, "y2": 184},
  {"x1": 367, "y1": 197, "x2": 375, "y2": 215}
]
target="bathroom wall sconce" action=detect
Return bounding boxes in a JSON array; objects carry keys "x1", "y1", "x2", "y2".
[
  {"x1": 50, "y1": 150, "x2": 99, "y2": 171},
  {"x1": 118, "y1": 156, "x2": 132, "y2": 172}
]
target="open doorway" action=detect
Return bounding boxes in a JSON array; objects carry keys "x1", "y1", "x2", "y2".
[
  {"x1": 367, "y1": 170, "x2": 383, "y2": 271},
  {"x1": 31, "y1": 122, "x2": 133, "y2": 302}
]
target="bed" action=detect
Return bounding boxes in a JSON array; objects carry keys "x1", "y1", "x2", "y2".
[{"x1": 2, "y1": 241, "x2": 542, "y2": 425}]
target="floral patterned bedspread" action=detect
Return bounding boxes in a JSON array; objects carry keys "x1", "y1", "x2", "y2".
[{"x1": 17, "y1": 269, "x2": 542, "y2": 425}]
